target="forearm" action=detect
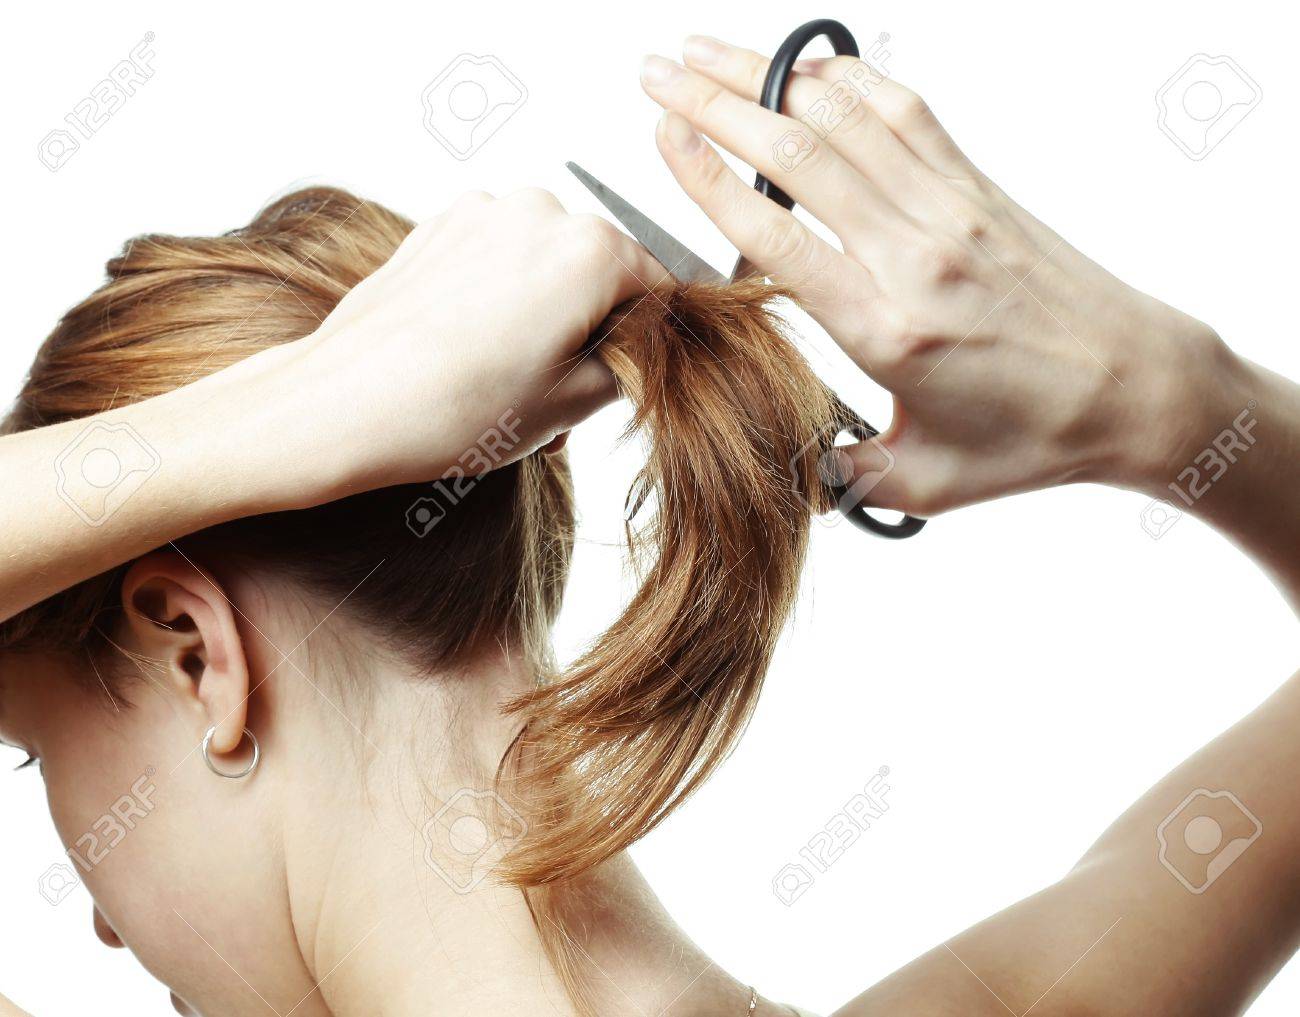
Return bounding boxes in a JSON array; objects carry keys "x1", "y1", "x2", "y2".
[
  {"x1": 839, "y1": 668, "x2": 1300, "y2": 1017},
  {"x1": 0, "y1": 341, "x2": 334, "y2": 625},
  {"x1": 1132, "y1": 346, "x2": 1300, "y2": 612}
]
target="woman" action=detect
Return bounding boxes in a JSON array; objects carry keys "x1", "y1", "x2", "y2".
[{"x1": 2, "y1": 35, "x2": 1298, "y2": 1016}]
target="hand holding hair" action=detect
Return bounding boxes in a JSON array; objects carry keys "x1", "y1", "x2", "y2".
[{"x1": 0, "y1": 189, "x2": 667, "y2": 626}]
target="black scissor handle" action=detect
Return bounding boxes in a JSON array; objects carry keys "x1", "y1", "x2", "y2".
[
  {"x1": 829, "y1": 423, "x2": 927, "y2": 540},
  {"x1": 753, "y1": 18, "x2": 859, "y2": 212},
  {"x1": 738, "y1": 19, "x2": 926, "y2": 540}
]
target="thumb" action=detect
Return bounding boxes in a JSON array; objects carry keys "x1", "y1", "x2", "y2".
[
  {"x1": 546, "y1": 356, "x2": 620, "y2": 432},
  {"x1": 830, "y1": 432, "x2": 951, "y2": 520}
]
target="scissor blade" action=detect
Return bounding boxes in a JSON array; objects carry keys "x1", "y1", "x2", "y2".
[{"x1": 565, "y1": 161, "x2": 727, "y2": 286}]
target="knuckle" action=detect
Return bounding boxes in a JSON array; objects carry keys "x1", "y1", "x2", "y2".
[
  {"x1": 757, "y1": 215, "x2": 811, "y2": 266},
  {"x1": 742, "y1": 53, "x2": 769, "y2": 98},
  {"x1": 890, "y1": 85, "x2": 933, "y2": 124},
  {"x1": 870, "y1": 341, "x2": 912, "y2": 376},
  {"x1": 693, "y1": 79, "x2": 732, "y2": 124},
  {"x1": 509, "y1": 187, "x2": 562, "y2": 211},
  {"x1": 565, "y1": 215, "x2": 620, "y2": 261},
  {"x1": 915, "y1": 239, "x2": 974, "y2": 285},
  {"x1": 795, "y1": 128, "x2": 831, "y2": 169},
  {"x1": 767, "y1": 124, "x2": 828, "y2": 179},
  {"x1": 450, "y1": 189, "x2": 493, "y2": 211},
  {"x1": 945, "y1": 198, "x2": 995, "y2": 243},
  {"x1": 870, "y1": 304, "x2": 914, "y2": 347},
  {"x1": 868, "y1": 308, "x2": 945, "y2": 371},
  {"x1": 955, "y1": 210, "x2": 994, "y2": 243},
  {"x1": 819, "y1": 55, "x2": 863, "y2": 81},
  {"x1": 835, "y1": 94, "x2": 874, "y2": 137},
  {"x1": 694, "y1": 144, "x2": 732, "y2": 198}
]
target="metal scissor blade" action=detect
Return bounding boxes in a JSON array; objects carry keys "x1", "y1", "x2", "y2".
[{"x1": 565, "y1": 161, "x2": 727, "y2": 286}]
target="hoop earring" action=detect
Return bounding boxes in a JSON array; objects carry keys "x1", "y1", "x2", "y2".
[{"x1": 201, "y1": 726, "x2": 261, "y2": 780}]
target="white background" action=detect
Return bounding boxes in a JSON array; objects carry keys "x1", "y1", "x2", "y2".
[{"x1": 2, "y1": 1, "x2": 1297, "y2": 1014}]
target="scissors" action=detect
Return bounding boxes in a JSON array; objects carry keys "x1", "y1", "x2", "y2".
[{"x1": 567, "y1": 18, "x2": 926, "y2": 540}]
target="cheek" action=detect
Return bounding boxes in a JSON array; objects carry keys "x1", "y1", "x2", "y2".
[
  {"x1": 42, "y1": 706, "x2": 165, "y2": 876},
  {"x1": 75, "y1": 782, "x2": 281, "y2": 1008},
  {"x1": 40, "y1": 702, "x2": 295, "y2": 1009}
]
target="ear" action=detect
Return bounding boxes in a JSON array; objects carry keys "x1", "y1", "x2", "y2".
[{"x1": 120, "y1": 551, "x2": 251, "y2": 756}]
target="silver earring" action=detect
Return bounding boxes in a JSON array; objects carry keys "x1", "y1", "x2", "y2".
[{"x1": 201, "y1": 725, "x2": 260, "y2": 780}]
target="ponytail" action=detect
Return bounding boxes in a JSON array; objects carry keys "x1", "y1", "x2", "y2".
[{"x1": 501, "y1": 280, "x2": 838, "y2": 885}]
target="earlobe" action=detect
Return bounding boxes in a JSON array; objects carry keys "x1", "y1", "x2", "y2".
[{"x1": 120, "y1": 551, "x2": 251, "y2": 755}]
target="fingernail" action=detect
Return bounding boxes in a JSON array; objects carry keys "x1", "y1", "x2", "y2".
[
  {"x1": 660, "y1": 111, "x2": 701, "y2": 154},
  {"x1": 792, "y1": 58, "x2": 822, "y2": 75},
  {"x1": 641, "y1": 54, "x2": 680, "y2": 86},
  {"x1": 683, "y1": 35, "x2": 725, "y2": 66},
  {"x1": 819, "y1": 448, "x2": 855, "y2": 487}
]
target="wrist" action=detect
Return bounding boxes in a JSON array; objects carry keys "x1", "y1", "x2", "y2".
[{"x1": 1106, "y1": 325, "x2": 1251, "y2": 500}]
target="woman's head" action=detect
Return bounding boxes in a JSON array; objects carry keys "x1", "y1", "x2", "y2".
[
  {"x1": 0, "y1": 188, "x2": 581, "y2": 1012},
  {"x1": 0, "y1": 187, "x2": 843, "y2": 1013}
]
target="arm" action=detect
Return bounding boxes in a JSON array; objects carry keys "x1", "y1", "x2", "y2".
[
  {"x1": 0, "y1": 191, "x2": 664, "y2": 626},
  {"x1": 640, "y1": 38, "x2": 1300, "y2": 611},
  {"x1": 0, "y1": 342, "x2": 328, "y2": 625},
  {"x1": 834, "y1": 665, "x2": 1300, "y2": 1016}
]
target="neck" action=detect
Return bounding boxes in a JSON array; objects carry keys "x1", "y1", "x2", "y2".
[{"x1": 272, "y1": 652, "x2": 756, "y2": 1017}]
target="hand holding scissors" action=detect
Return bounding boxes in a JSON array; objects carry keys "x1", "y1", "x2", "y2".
[{"x1": 637, "y1": 29, "x2": 1229, "y2": 522}]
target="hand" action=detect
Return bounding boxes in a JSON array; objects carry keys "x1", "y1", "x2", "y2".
[
  {"x1": 0, "y1": 189, "x2": 668, "y2": 625},
  {"x1": 640, "y1": 39, "x2": 1237, "y2": 516},
  {"x1": 294, "y1": 188, "x2": 668, "y2": 497}
]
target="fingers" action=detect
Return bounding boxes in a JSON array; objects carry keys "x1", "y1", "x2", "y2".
[
  {"x1": 680, "y1": 36, "x2": 934, "y2": 218},
  {"x1": 792, "y1": 55, "x2": 978, "y2": 180},
  {"x1": 640, "y1": 55, "x2": 908, "y2": 253},
  {"x1": 653, "y1": 110, "x2": 882, "y2": 343}
]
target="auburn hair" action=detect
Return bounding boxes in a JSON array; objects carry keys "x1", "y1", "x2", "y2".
[{"x1": 0, "y1": 186, "x2": 845, "y2": 1008}]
